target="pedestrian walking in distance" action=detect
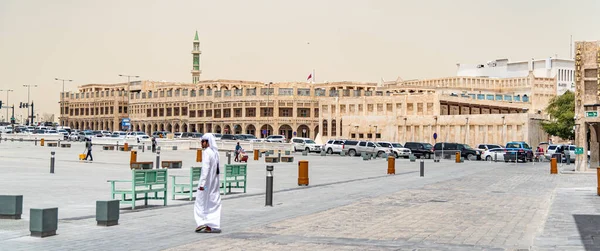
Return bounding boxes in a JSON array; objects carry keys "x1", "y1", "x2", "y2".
[
  {"x1": 194, "y1": 133, "x2": 222, "y2": 233},
  {"x1": 85, "y1": 138, "x2": 93, "y2": 161}
]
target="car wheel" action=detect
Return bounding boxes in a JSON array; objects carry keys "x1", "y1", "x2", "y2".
[
  {"x1": 294, "y1": 146, "x2": 297, "y2": 152},
  {"x1": 305, "y1": 147, "x2": 310, "y2": 153},
  {"x1": 394, "y1": 153, "x2": 399, "y2": 158},
  {"x1": 486, "y1": 156, "x2": 492, "y2": 161},
  {"x1": 348, "y1": 149, "x2": 356, "y2": 156},
  {"x1": 327, "y1": 148, "x2": 333, "y2": 154},
  {"x1": 424, "y1": 153, "x2": 431, "y2": 159},
  {"x1": 467, "y1": 154, "x2": 474, "y2": 161},
  {"x1": 378, "y1": 151, "x2": 385, "y2": 158}
]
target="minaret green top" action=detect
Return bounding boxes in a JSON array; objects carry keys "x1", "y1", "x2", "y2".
[{"x1": 194, "y1": 30, "x2": 199, "y2": 41}]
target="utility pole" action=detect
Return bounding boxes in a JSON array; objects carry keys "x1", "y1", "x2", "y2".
[
  {"x1": 119, "y1": 74, "x2": 139, "y2": 132},
  {"x1": 55, "y1": 78, "x2": 73, "y2": 126},
  {"x1": 23, "y1": 85, "x2": 37, "y2": 125},
  {"x1": 0, "y1": 89, "x2": 13, "y2": 122}
]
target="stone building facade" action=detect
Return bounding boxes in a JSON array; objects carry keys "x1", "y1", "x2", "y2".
[
  {"x1": 574, "y1": 40, "x2": 600, "y2": 172},
  {"x1": 59, "y1": 73, "x2": 555, "y2": 147}
]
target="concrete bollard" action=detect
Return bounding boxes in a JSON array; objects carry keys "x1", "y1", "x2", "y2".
[
  {"x1": 96, "y1": 200, "x2": 119, "y2": 226},
  {"x1": 340, "y1": 150, "x2": 346, "y2": 156},
  {"x1": 387, "y1": 156, "x2": 395, "y2": 175},
  {"x1": 362, "y1": 154, "x2": 369, "y2": 161},
  {"x1": 550, "y1": 158, "x2": 557, "y2": 174},
  {"x1": 0, "y1": 195, "x2": 23, "y2": 219},
  {"x1": 172, "y1": 146, "x2": 177, "y2": 151},
  {"x1": 409, "y1": 154, "x2": 416, "y2": 162},
  {"x1": 298, "y1": 160, "x2": 309, "y2": 186},
  {"x1": 302, "y1": 150, "x2": 308, "y2": 156},
  {"x1": 320, "y1": 151, "x2": 326, "y2": 156},
  {"x1": 30, "y1": 208, "x2": 58, "y2": 238},
  {"x1": 285, "y1": 150, "x2": 290, "y2": 155}
]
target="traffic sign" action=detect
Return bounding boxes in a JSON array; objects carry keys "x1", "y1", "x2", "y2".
[
  {"x1": 433, "y1": 133, "x2": 437, "y2": 140},
  {"x1": 575, "y1": 147, "x2": 584, "y2": 155},
  {"x1": 586, "y1": 111, "x2": 598, "y2": 118}
]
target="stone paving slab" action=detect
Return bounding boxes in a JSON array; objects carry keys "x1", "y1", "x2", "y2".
[{"x1": 0, "y1": 140, "x2": 462, "y2": 219}]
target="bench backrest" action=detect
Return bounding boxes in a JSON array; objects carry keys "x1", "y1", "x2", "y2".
[
  {"x1": 132, "y1": 169, "x2": 167, "y2": 186},
  {"x1": 224, "y1": 164, "x2": 247, "y2": 176},
  {"x1": 190, "y1": 167, "x2": 202, "y2": 182}
]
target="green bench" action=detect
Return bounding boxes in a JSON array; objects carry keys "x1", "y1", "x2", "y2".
[
  {"x1": 221, "y1": 164, "x2": 247, "y2": 195},
  {"x1": 107, "y1": 169, "x2": 168, "y2": 210},
  {"x1": 170, "y1": 167, "x2": 201, "y2": 200}
]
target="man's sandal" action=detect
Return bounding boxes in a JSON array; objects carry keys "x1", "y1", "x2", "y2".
[
  {"x1": 197, "y1": 226, "x2": 222, "y2": 233},
  {"x1": 195, "y1": 225, "x2": 207, "y2": 233}
]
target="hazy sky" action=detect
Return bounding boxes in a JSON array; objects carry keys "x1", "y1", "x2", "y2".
[{"x1": 1, "y1": 0, "x2": 599, "y2": 120}]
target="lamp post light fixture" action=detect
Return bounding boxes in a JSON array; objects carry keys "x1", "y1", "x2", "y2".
[
  {"x1": 0, "y1": 89, "x2": 14, "y2": 121},
  {"x1": 118, "y1": 74, "x2": 139, "y2": 131},
  {"x1": 23, "y1": 84, "x2": 37, "y2": 125},
  {"x1": 55, "y1": 78, "x2": 73, "y2": 126}
]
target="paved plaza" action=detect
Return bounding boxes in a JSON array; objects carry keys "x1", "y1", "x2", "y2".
[{"x1": 1, "y1": 140, "x2": 600, "y2": 250}]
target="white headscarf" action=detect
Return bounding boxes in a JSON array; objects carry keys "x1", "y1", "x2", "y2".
[{"x1": 202, "y1": 133, "x2": 219, "y2": 153}]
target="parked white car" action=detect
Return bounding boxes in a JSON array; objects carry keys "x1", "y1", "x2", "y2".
[
  {"x1": 266, "y1": 135, "x2": 286, "y2": 143},
  {"x1": 482, "y1": 147, "x2": 506, "y2": 161},
  {"x1": 291, "y1": 137, "x2": 321, "y2": 152},
  {"x1": 323, "y1": 139, "x2": 345, "y2": 154}
]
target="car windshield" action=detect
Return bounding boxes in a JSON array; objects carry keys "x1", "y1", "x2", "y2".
[
  {"x1": 523, "y1": 143, "x2": 531, "y2": 149},
  {"x1": 305, "y1": 140, "x2": 316, "y2": 144},
  {"x1": 464, "y1": 144, "x2": 474, "y2": 149},
  {"x1": 423, "y1": 143, "x2": 433, "y2": 149},
  {"x1": 391, "y1": 143, "x2": 403, "y2": 148}
]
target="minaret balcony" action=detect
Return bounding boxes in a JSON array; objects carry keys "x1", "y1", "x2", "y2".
[{"x1": 191, "y1": 50, "x2": 201, "y2": 54}]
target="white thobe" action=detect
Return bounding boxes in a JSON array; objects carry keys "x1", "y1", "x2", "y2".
[{"x1": 194, "y1": 148, "x2": 222, "y2": 229}]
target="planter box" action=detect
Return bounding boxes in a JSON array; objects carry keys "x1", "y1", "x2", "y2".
[
  {"x1": 96, "y1": 200, "x2": 119, "y2": 226},
  {"x1": 30, "y1": 208, "x2": 58, "y2": 238},
  {"x1": 0, "y1": 195, "x2": 23, "y2": 219}
]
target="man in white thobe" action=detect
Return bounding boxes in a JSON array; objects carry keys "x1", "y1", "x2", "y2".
[{"x1": 194, "y1": 133, "x2": 222, "y2": 233}]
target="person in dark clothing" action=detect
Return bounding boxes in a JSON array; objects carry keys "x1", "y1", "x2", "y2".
[
  {"x1": 152, "y1": 137, "x2": 157, "y2": 153},
  {"x1": 85, "y1": 138, "x2": 93, "y2": 161},
  {"x1": 234, "y1": 142, "x2": 242, "y2": 162}
]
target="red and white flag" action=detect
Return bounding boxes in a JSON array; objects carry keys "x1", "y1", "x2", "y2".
[{"x1": 307, "y1": 73, "x2": 312, "y2": 81}]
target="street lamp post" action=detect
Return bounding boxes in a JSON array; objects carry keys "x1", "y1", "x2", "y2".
[
  {"x1": 119, "y1": 74, "x2": 139, "y2": 132},
  {"x1": 55, "y1": 78, "x2": 73, "y2": 126},
  {"x1": 23, "y1": 85, "x2": 38, "y2": 125},
  {"x1": 265, "y1": 82, "x2": 272, "y2": 137},
  {"x1": 0, "y1": 89, "x2": 14, "y2": 122}
]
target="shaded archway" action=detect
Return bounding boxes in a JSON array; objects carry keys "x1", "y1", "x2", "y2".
[
  {"x1": 233, "y1": 124, "x2": 242, "y2": 134},
  {"x1": 278, "y1": 124, "x2": 293, "y2": 140},
  {"x1": 167, "y1": 124, "x2": 172, "y2": 132},
  {"x1": 183, "y1": 123, "x2": 188, "y2": 133},
  {"x1": 215, "y1": 125, "x2": 222, "y2": 134},
  {"x1": 224, "y1": 125, "x2": 231, "y2": 134},
  {"x1": 297, "y1": 125, "x2": 310, "y2": 138},
  {"x1": 174, "y1": 123, "x2": 180, "y2": 133},
  {"x1": 246, "y1": 124, "x2": 256, "y2": 136},
  {"x1": 331, "y1": 119, "x2": 337, "y2": 137},
  {"x1": 314, "y1": 125, "x2": 319, "y2": 138},
  {"x1": 260, "y1": 124, "x2": 273, "y2": 138}
]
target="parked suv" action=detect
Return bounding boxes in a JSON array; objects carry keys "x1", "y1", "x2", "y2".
[
  {"x1": 291, "y1": 137, "x2": 321, "y2": 152},
  {"x1": 344, "y1": 141, "x2": 390, "y2": 157},
  {"x1": 404, "y1": 142, "x2": 434, "y2": 159},
  {"x1": 377, "y1": 142, "x2": 411, "y2": 158},
  {"x1": 476, "y1": 144, "x2": 502, "y2": 152},
  {"x1": 433, "y1": 142, "x2": 482, "y2": 160},
  {"x1": 221, "y1": 134, "x2": 237, "y2": 141},
  {"x1": 323, "y1": 139, "x2": 345, "y2": 154},
  {"x1": 504, "y1": 141, "x2": 534, "y2": 162}
]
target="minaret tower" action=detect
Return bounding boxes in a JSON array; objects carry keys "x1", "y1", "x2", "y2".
[{"x1": 191, "y1": 31, "x2": 202, "y2": 83}]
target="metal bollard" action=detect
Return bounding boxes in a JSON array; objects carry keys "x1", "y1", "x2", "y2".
[
  {"x1": 156, "y1": 150, "x2": 161, "y2": 169},
  {"x1": 115, "y1": 142, "x2": 119, "y2": 151},
  {"x1": 227, "y1": 152, "x2": 231, "y2": 164},
  {"x1": 254, "y1": 149, "x2": 259, "y2": 160},
  {"x1": 130, "y1": 151, "x2": 137, "y2": 165},
  {"x1": 196, "y1": 149, "x2": 202, "y2": 162},
  {"x1": 142, "y1": 143, "x2": 145, "y2": 153},
  {"x1": 278, "y1": 151, "x2": 281, "y2": 162},
  {"x1": 298, "y1": 161, "x2": 309, "y2": 186},
  {"x1": 266, "y1": 165, "x2": 274, "y2": 206},
  {"x1": 35, "y1": 138, "x2": 37, "y2": 146},
  {"x1": 420, "y1": 160, "x2": 424, "y2": 177},
  {"x1": 50, "y1": 151, "x2": 55, "y2": 174}
]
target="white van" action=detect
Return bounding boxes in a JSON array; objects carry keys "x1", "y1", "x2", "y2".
[{"x1": 291, "y1": 137, "x2": 321, "y2": 153}]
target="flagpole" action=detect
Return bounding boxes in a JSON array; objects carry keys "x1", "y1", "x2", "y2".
[{"x1": 312, "y1": 69, "x2": 315, "y2": 84}]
